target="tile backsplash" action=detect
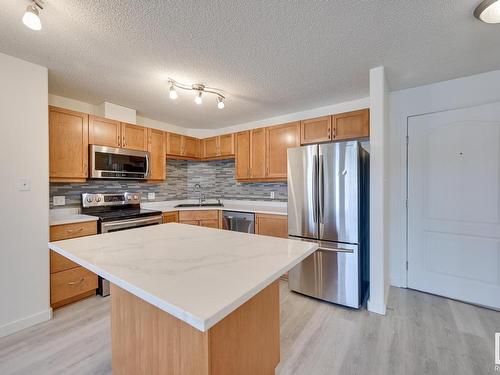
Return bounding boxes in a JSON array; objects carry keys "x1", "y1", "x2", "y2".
[{"x1": 50, "y1": 159, "x2": 287, "y2": 208}]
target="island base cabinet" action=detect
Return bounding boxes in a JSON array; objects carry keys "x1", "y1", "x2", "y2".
[{"x1": 111, "y1": 280, "x2": 280, "y2": 375}]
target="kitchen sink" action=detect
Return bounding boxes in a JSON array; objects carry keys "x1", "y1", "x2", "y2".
[{"x1": 175, "y1": 203, "x2": 224, "y2": 208}]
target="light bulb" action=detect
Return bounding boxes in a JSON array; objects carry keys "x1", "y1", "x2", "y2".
[
  {"x1": 169, "y1": 85, "x2": 178, "y2": 100},
  {"x1": 195, "y1": 91, "x2": 203, "y2": 104},
  {"x1": 23, "y1": 3, "x2": 42, "y2": 31},
  {"x1": 474, "y1": 0, "x2": 500, "y2": 23},
  {"x1": 217, "y1": 97, "x2": 225, "y2": 110}
]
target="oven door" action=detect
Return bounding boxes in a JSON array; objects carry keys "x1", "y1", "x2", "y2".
[{"x1": 90, "y1": 145, "x2": 150, "y2": 179}]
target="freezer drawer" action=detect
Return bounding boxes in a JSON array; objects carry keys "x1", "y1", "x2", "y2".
[{"x1": 288, "y1": 241, "x2": 362, "y2": 308}]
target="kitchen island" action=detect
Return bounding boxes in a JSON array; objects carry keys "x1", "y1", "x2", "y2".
[{"x1": 48, "y1": 223, "x2": 317, "y2": 375}]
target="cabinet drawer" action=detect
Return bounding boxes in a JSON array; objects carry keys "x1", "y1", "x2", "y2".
[
  {"x1": 178, "y1": 210, "x2": 219, "y2": 221},
  {"x1": 50, "y1": 267, "x2": 98, "y2": 305},
  {"x1": 50, "y1": 221, "x2": 97, "y2": 241},
  {"x1": 199, "y1": 219, "x2": 219, "y2": 229},
  {"x1": 50, "y1": 250, "x2": 79, "y2": 273}
]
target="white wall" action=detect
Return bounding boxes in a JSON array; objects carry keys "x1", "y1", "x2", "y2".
[
  {"x1": 389, "y1": 69, "x2": 500, "y2": 287},
  {"x1": 0, "y1": 53, "x2": 50, "y2": 337},
  {"x1": 367, "y1": 66, "x2": 390, "y2": 315}
]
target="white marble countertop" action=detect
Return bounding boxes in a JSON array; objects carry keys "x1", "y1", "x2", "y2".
[
  {"x1": 48, "y1": 223, "x2": 316, "y2": 331},
  {"x1": 142, "y1": 199, "x2": 287, "y2": 216},
  {"x1": 49, "y1": 208, "x2": 99, "y2": 226}
]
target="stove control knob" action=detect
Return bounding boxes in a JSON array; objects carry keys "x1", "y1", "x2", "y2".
[
  {"x1": 96, "y1": 197, "x2": 101, "y2": 202},
  {"x1": 86, "y1": 197, "x2": 93, "y2": 203}
]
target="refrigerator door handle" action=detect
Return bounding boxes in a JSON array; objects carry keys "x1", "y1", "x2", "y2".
[
  {"x1": 319, "y1": 154, "x2": 325, "y2": 225},
  {"x1": 312, "y1": 154, "x2": 318, "y2": 223}
]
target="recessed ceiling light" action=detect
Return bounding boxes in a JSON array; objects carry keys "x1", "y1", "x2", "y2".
[
  {"x1": 474, "y1": 0, "x2": 500, "y2": 23},
  {"x1": 22, "y1": 1, "x2": 43, "y2": 31}
]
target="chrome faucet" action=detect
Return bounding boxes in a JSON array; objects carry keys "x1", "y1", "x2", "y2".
[{"x1": 194, "y1": 183, "x2": 205, "y2": 205}]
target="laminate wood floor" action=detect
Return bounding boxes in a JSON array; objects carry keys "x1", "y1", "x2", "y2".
[{"x1": 1, "y1": 283, "x2": 498, "y2": 375}]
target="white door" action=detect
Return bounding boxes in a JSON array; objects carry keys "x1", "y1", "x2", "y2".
[{"x1": 408, "y1": 101, "x2": 500, "y2": 309}]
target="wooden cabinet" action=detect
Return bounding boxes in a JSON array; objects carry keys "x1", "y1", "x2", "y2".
[
  {"x1": 178, "y1": 210, "x2": 219, "y2": 228},
  {"x1": 147, "y1": 128, "x2": 166, "y2": 181},
  {"x1": 183, "y1": 136, "x2": 199, "y2": 158},
  {"x1": 49, "y1": 221, "x2": 98, "y2": 309},
  {"x1": 235, "y1": 131, "x2": 251, "y2": 179},
  {"x1": 266, "y1": 122, "x2": 299, "y2": 179},
  {"x1": 166, "y1": 132, "x2": 183, "y2": 156},
  {"x1": 250, "y1": 128, "x2": 266, "y2": 179},
  {"x1": 89, "y1": 115, "x2": 121, "y2": 147},
  {"x1": 201, "y1": 134, "x2": 234, "y2": 159},
  {"x1": 300, "y1": 116, "x2": 332, "y2": 145},
  {"x1": 49, "y1": 106, "x2": 89, "y2": 182},
  {"x1": 162, "y1": 211, "x2": 179, "y2": 223},
  {"x1": 332, "y1": 108, "x2": 369, "y2": 140},
  {"x1": 121, "y1": 122, "x2": 148, "y2": 151},
  {"x1": 255, "y1": 214, "x2": 288, "y2": 238}
]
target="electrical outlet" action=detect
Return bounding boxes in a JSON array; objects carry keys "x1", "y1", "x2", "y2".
[
  {"x1": 270, "y1": 191, "x2": 275, "y2": 199},
  {"x1": 147, "y1": 192, "x2": 155, "y2": 201},
  {"x1": 17, "y1": 177, "x2": 31, "y2": 191},
  {"x1": 53, "y1": 196, "x2": 66, "y2": 206}
]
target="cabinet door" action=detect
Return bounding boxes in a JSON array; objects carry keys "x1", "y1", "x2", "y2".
[
  {"x1": 250, "y1": 128, "x2": 266, "y2": 179},
  {"x1": 183, "y1": 136, "x2": 199, "y2": 158},
  {"x1": 162, "y1": 212, "x2": 179, "y2": 223},
  {"x1": 219, "y1": 133, "x2": 234, "y2": 156},
  {"x1": 203, "y1": 137, "x2": 219, "y2": 158},
  {"x1": 49, "y1": 106, "x2": 89, "y2": 182},
  {"x1": 199, "y1": 219, "x2": 219, "y2": 228},
  {"x1": 266, "y1": 122, "x2": 299, "y2": 179},
  {"x1": 255, "y1": 214, "x2": 288, "y2": 238},
  {"x1": 121, "y1": 123, "x2": 148, "y2": 151},
  {"x1": 88, "y1": 115, "x2": 121, "y2": 147},
  {"x1": 147, "y1": 128, "x2": 166, "y2": 180},
  {"x1": 333, "y1": 109, "x2": 369, "y2": 140},
  {"x1": 166, "y1": 132, "x2": 183, "y2": 156},
  {"x1": 300, "y1": 116, "x2": 331, "y2": 144},
  {"x1": 235, "y1": 131, "x2": 251, "y2": 179}
]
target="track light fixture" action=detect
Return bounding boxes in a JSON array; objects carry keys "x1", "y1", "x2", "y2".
[
  {"x1": 23, "y1": 0, "x2": 43, "y2": 31},
  {"x1": 167, "y1": 78, "x2": 225, "y2": 109},
  {"x1": 474, "y1": 0, "x2": 500, "y2": 23}
]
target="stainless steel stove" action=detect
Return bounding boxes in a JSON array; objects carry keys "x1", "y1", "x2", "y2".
[{"x1": 81, "y1": 192, "x2": 162, "y2": 295}]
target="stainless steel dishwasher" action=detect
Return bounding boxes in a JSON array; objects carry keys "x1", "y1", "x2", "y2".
[{"x1": 222, "y1": 211, "x2": 255, "y2": 233}]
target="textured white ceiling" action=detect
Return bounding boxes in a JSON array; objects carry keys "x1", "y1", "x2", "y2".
[{"x1": 0, "y1": 1, "x2": 499, "y2": 129}]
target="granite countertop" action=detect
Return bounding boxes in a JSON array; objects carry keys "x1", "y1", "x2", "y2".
[
  {"x1": 49, "y1": 208, "x2": 99, "y2": 226},
  {"x1": 142, "y1": 199, "x2": 287, "y2": 216},
  {"x1": 48, "y1": 223, "x2": 316, "y2": 331}
]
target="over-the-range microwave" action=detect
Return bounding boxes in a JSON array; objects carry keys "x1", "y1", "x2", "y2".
[{"x1": 89, "y1": 145, "x2": 150, "y2": 180}]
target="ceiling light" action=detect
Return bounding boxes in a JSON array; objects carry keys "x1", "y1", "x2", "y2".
[
  {"x1": 167, "y1": 78, "x2": 226, "y2": 109},
  {"x1": 217, "y1": 97, "x2": 225, "y2": 110},
  {"x1": 194, "y1": 91, "x2": 203, "y2": 104},
  {"x1": 474, "y1": 0, "x2": 500, "y2": 23},
  {"x1": 22, "y1": 1, "x2": 43, "y2": 31},
  {"x1": 169, "y1": 85, "x2": 178, "y2": 99}
]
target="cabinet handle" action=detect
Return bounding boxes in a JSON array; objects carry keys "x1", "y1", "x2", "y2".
[
  {"x1": 122, "y1": 136, "x2": 126, "y2": 147},
  {"x1": 68, "y1": 278, "x2": 85, "y2": 286},
  {"x1": 66, "y1": 227, "x2": 84, "y2": 234},
  {"x1": 332, "y1": 126, "x2": 336, "y2": 139},
  {"x1": 117, "y1": 135, "x2": 121, "y2": 146}
]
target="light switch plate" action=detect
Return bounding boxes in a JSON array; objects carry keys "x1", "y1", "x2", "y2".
[
  {"x1": 53, "y1": 196, "x2": 66, "y2": 206},
  {"x1": 17, "y1": 177, "x2": 31, "y2": 191},
  {"x1": 270, "y1": 191, "x2": 275, "y2": 199},
  {"x1": 147, "y1": 192, "x2": 155, "y2": 201}
]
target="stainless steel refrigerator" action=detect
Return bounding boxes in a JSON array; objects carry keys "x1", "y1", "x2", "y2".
[{"x1": 287, "y1": 141, "x2": 369, "y2": 308}]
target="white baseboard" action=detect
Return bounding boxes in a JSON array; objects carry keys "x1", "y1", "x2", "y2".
[
  {"x1": 0, "y1": 308, "x2": 52, "y2": 338},
  {"x1": 367, "y1": 299, "x2": 387, "y2": 315}
]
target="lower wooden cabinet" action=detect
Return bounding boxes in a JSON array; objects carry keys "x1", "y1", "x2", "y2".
[
  {"x1": 255, "y1": 214, "x2": 288, "y2": 238},
  {"x1": 49, "y1": 221, "x2": 98, "y2": 309},
  {"x1": 162, "y1": 211, "x2": 179, "y2": 223},
  {"x1": 178, "y1": 210, "x2": 220, "y2": 228}
]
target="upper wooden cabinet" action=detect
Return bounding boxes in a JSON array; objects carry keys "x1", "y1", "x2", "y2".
[
  {"x1": 332, "y1": 109, "x2": 369, "y2": 141},
  {"x1": 300, "y1": 116, "x2": 331, "y2": 145},
  {"x1": 201, "y1": 134, "x2": 234, "y2": 159},
  {"x1": 235, "y1": 131, "x2": 251, "y2": 179},
  {"x1": 121, "y1": 123, "x2": 148, "y2": 151},
  {"x1": 166, "y1": 132, "x2": 183, "y2": 156},
  {"x1": 250, "y1": 128, "x2": 266, "y2": 179},
  {"x1": 147, "y1": 128, "x2": 166, "y2": 181},
  {"x1": 266, "y1": 122, "x2": 299, "y2": 179},
  {"x1": 49, "y1": 106, "x2": 89, "y2": 182},
  {"x1": 89, "y1": 115, "x2": 121, "y2": 147},
  {"x1": 183, "y1": 136, "x2": 199, "y2": 158}
]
